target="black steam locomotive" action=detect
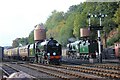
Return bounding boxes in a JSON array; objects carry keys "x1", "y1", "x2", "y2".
[
  {"x1": 35, "y1": 37, "x2": 62, "y2": 64},
  {"x1": 4, "y1": 37, "x2": 62, "y2": 65}
]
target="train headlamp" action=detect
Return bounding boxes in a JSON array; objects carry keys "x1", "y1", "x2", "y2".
[
  {"x1": 53, "y1": 52, "x2": 56, "y2": 56},
  {"x1": 56, "y1": 43, "x2": 59, "y2": 46},
  {"x1": 47, "y1": 53, "x2": 50, "y2": 56}
]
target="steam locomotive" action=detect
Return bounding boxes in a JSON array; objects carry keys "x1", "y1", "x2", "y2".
[
  {"x1": 4, "y1": 37, "x2": 62, "y2": 64},
  {"x1": 66, "y1": 39, "x2": 98, "y2": 59},
  {"x1": 66, "y1": 28, "x2": 99, "y2": 60},
  {"x1": 33, "y1": 37, "x2": 62, "y2": 64},
  {"x1": 66, "y1": 39, "x2": 120, "y2": 61}
]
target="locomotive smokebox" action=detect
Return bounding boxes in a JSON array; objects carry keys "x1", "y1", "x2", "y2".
[
  {"x1": 34, "y1": 23, "x2": 46, "y2": 42},
  {"x1": 80, "y1": 28, "x2": 90, "y2": 37}
]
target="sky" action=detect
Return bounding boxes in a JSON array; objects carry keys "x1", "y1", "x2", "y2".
[{"x1": 0, "y1": 0, "x2": 86, "y2": 47}]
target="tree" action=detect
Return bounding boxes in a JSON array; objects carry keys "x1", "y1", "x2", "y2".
[
  {"x1": 18, "y1": 37, "x2": 28, "y2": 46},
  {"x1": 73, "y1": 12, "x2": 81, "y2": 38},
  {"x1": 43, "y1": 2, "x2": 120, "y2": 46},
  {"x1": 113, "y1": 5, "x2": 120, "y2": 26},
  {"x1": 12, "y1": 37, "x2": 29, "y2": 47},
  {"x1": 28, "y1": 30, "x2": 34, "y2": 44},
  {"x1": 73, "y1": 12, "x2": 88, "y2": 38},
  {"x1": 59, "y1": 12, "x2": 75, "y2": 46},
  {"x1": 45, "y1": 10, "x2": 65, "y2": 40},
  {"x1": 45, "y1": 10, "x2": 64, "y2": 29},
  {"x1": 12, "y1": 38, "x2": 20, "y2": 47}
]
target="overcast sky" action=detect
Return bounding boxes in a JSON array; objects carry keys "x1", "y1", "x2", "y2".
[{"x1": 0, "y1": 0, "x2": 86, "y2": 46}]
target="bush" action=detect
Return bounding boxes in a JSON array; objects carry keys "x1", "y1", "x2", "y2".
[{"x1": 107, "y1": 33, "x2": 120, "y2": 46}]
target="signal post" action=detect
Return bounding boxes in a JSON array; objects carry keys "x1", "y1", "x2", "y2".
[{"x1": 87, "y1": 13, "x2": 107, "y2": 63}]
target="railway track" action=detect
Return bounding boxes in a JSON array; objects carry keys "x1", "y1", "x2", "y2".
[
  {"x1": 1, "y1": 63, "x2": 20, "y2": 77},
  {"x1": 64, "y1": 64, "x2": 120, "y2": 79},
  {"x1": 1, "y1": 63, "x2": 21, "y2": 79},
  {"x1": 19, "y1": 63, "x2": 105, "y2": 80},
  {"x1": 3, "y1": 62, "x2": 56, "y2": 79},
  {"x1": 2, "y1": 62, "x2": 120, "y2": 80},
  {"x1": 82, "y1": 63, "x2": 120, "y2": 70},
  {"x1": 20, "y1": 63, "x2": 76, "y2": 80},
  {"x1": 41, "y1": 64, "x2": 120, "y2": 80},
  {"x1": 1, "y1": 63, "x2": 35, "y2": 79}
]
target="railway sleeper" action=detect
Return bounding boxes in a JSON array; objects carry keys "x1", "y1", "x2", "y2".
[
  {"x1": 100, "y1": 73, "x2": 119, "y2": 79},
  {"x1": 82, "y1": 66, "x2": 119, "y2": 75},
  {"x1": 48, "y1": 72, "x2": 68, "y2": 80},
  {"x1": 96, "y1": 65, "x2": 119, "y2": 70},
  {"x1": 58, "y1": 69, "x2": 97, "y2": 80},
  {"x1": 101, "y1": 72, "x2": 120, "y2": 79},
  {"x1": 110, "y1": 74, "x2": 120, "y2": 79},
  {"x1": 29, "y1": 64, "x2": 118, "y2": 79},
  {"x1": 77, "y1": 68, "x2": 101, "y2": 76},
  {"x1": 106, "y1": 74, "x2": 112, "y2": 77},
  {"x1": 115, "y1": 67, "x2": 119, "y2": 70},
  {"x1": 21, "y1": 64, "x2": 70, "y2": 80},
  {"x1": 95, "y1": 72, "x2": 101, "y2": 75},
  {"x1": 84, "y1": 64, "x2": 120, "y2": 70},
  {"x1": 102, "y1": 73, "x2": 109, "y2": 77},
  {"x1": 96, "y1": 72, "x2": 107, "y2": 77},
  {"x1": 62, "y1": 65, "x2": 120, "y2": 79},
  {"x1": 97, "y1": 72, "x2": 103, "y2": 76},
  {"x1": 78, "y1": 75, "x2": 96, "y2": 80},
  {"x1": 34, "y1": 64, "x2": 80, "y2": 79},
  {"x1": 114, "y1": 75, "x2": 120, "y2": 79}
]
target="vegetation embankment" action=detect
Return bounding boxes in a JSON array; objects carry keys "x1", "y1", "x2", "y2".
[{"x1": 12, "y1": 2, "x2": 120, "y2": 48}]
